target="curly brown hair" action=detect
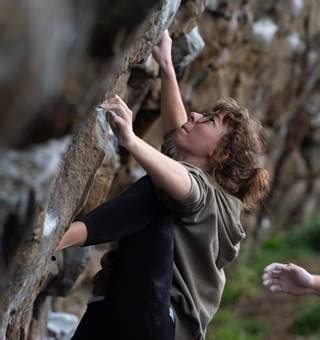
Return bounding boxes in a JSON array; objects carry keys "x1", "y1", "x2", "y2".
[{"x1": 209, "y1": 98, "x2": 269, "y2": 208}]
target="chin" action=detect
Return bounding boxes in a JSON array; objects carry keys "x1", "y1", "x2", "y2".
[
  {"x1": 174, "y1": 137, "x2": 190, "y2": 156},
  {"x1": 173, "y1": 130, "x2": 184, "y2": 146}
]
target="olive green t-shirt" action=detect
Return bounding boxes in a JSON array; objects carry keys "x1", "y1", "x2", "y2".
[{"x1": 159, "y1": 133, "x2": 245, "y2": 340}]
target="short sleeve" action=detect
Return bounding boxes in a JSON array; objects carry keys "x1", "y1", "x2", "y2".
[{"x1": 156, "y1": 163, "x2": 210, "y2": 216}]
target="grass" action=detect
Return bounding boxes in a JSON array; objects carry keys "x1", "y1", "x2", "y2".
[
  {"x1": 207, "y1": 307, "x2": 265, "y2": 340},
  {"x1": 288, "y1": 303, "x2": 320, "y2": 335}
]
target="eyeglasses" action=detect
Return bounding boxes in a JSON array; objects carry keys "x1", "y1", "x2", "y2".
[{"x1": 198, "y1": 112, "x2": 223, "y2": 133}]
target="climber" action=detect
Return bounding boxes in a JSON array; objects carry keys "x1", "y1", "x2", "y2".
[
  {"x1": 56, "y1": 30, "x2": 269, "y2": 340},
  {"x1": 263, "y1": 262, "x2": 320, "y2": 296}
]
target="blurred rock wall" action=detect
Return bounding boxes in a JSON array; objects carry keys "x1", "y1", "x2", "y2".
[{"x1": 0, "y1": 0, "x2": 320, "y2": 338}]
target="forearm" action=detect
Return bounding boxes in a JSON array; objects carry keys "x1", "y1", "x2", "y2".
[
  {"x1": 56, "y1": 221, "x2": 87, "y2": 251},
  {"x1": 311, "y1": 275, "x2": 320, "y2": 295},
  {"x1": 127, "y1": 135, "x2": 191, "y2": 199},
  {"x1": 160, "y1": 62, "x2": 188, "y2": 134}
]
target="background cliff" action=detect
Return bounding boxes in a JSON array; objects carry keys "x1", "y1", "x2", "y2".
[{"x1": 1, "y1": 0, "x2": 320, "y2": 339}]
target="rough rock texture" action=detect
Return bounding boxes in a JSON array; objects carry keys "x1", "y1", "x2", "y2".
[
  {"x1": 0, "y1": 0, "x2": 320, "y2": 338},
  {"x1": 172, "y1": 26, "x2": 205, "y2": 77}
]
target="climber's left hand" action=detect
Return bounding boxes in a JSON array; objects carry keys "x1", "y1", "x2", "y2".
[
  {"x1": 152, "y1": 29, "x2": 173, "y2": 70},
  {"x1": 100, "y1": 95, "x2": 135, "y2": 148}
]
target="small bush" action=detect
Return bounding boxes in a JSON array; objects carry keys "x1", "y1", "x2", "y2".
[
  {"x1": 262, "y1": 237, "x2": 283, "y2": 251},
  {"x1": 208, "y1": 311, "x2": 265, "y2": 340},
  {"x1": 288, "y1": 304, "x2": 320, "y2": 335},
  {"x1": 221, "y1": 266, "x2": 258, "y2": 306},
  {"x1": 242, "y1": 318, "x2": 265, "y2": 335},
  {"x1": 286, "y1": 219, "x2": 320, "y2": 253}
]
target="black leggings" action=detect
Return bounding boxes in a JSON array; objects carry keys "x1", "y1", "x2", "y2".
[{"x1": 72, "y1": 176, "x2": 175, "y2": 340}]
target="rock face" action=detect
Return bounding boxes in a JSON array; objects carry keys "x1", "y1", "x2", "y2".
[{"x1": 0, "y1": 0, "x2": 320, "y2": 338}]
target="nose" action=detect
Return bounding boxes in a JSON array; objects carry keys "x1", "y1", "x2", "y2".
[{"x1": 189, "y1": 112, "x2": 202, "y2": 122}]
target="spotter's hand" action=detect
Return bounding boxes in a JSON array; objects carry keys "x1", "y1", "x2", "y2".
[
  {"x1": 100, "y1": 95, "x2": 135, "y2": 148},
  {"x1": 262, "y1": 262, "x2": 314, "y2": 295}
]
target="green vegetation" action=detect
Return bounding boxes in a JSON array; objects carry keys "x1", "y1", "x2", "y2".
[
  {"x1": 288, "y1": 303, "x2": 320, "y2": 335},
  {"x1": 220, "y1": 265, "x2": 258, "y2": 306},
  {"x1": 207, "y1": 217, "x2": 320, "y2": 339},
  {"x1": 207, "y1": 308, "x2": 265, "y2": 340}
]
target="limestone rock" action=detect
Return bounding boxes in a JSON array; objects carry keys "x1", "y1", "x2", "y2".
[
  {"x1": 171, "y1": 0, "x2": 207, "y2": 36},
  {"x1": 47, "y1": 311, "x2": 79, "y2": 339},
  {"x1": 0, "y1": 138, "x2": 70, "y2": 296},
  {"x1": 172, "y1": 26, "x2": 205, "y2": 76}
]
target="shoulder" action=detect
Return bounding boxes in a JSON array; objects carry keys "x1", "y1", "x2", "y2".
[
  {"x1": 183, "y1": 163, "x2": 243, "y2": 224},
  {"x1": 180, "y1": 162, "x2": 217, "y2": 194},
  {"x1": 210, "y1": 177, "x2": 243, "y2": 220}
]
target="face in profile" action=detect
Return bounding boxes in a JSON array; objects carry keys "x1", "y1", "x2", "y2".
[{"x1": 174, "y1": 111, "x2": 227, "y2": 162}]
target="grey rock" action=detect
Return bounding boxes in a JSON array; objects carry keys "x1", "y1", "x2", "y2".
[
  {"x1": 46, "y1": 247, "x2": 91, "y2": 297},
  {"x1": 0, "y1": 109, "x2": 116, "y2": 338},
  {"x1": 172, "y1": 26, "x2": 205, "y2": 75},
  {"x1": 47, "y1": 311, "x2": 79, "y2": 339},
  {"x1": 0, "y1": 138, "x2": 70, "y2": 293}
]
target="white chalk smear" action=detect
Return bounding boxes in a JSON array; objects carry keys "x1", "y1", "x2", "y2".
[
  {"x1": 47, "y1": 311, "x2": 79, "y2": 337},
  {"x1": 287, "y1": 32, "x2": 301, "y2": 51},
  {"x1": 292, "y1": 0, "x2": 304, "y2": 15},
  {"x1": 43, "y1": 212, "x2": 58, "y2": 237},
  {"x1": 252, "y1": 18, "x2": 278, "y2": 44}
]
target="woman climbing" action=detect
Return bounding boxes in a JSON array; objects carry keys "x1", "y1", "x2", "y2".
[{"x1": 56, "y1": 30, "x2": 269, "y2": 340}]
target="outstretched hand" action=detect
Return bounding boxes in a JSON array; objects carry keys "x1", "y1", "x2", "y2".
[
  {"x1": 152, "y1": 29, "x2": 173, "y2": 69},
  {"x1": 100, "y1": 95, "x2": 135, "y2": 148},
  {"x1": 262, "y1": 262, "x2": 314, "y2": 296}
]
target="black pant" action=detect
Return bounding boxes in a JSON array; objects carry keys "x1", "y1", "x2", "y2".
[{"x1": 72, "y1": 176, "x2": 175, "y2": 340}]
